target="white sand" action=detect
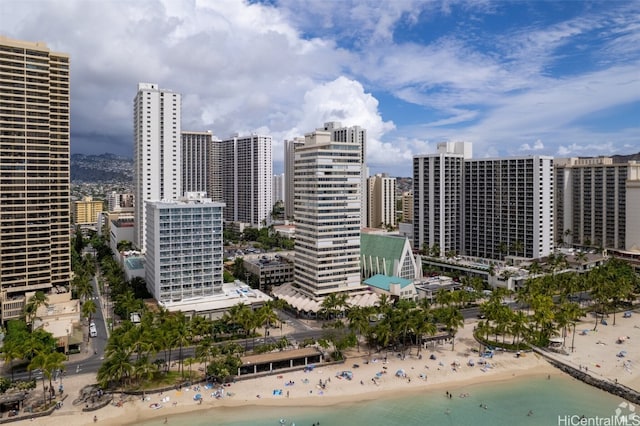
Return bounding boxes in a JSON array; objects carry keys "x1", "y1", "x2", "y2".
[
  {"x1": 30, "y1": 320, "x2": 556, "y2": 426},
  {"x1": 24, "y1": 311, "x2": 640, "y2": 426},
  {"x1": 542, "y1": 310, "x2": 640, "y2": 390}
]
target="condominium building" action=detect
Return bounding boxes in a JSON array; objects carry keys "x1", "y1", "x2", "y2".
[
  {"x1": 367, "y1": 173, "x2": 396, "y2": 228},
  {"x1": 107, "y1": 191, "x2": 134, "y2": 211},
  {"x1": 144, "y1": 193, "x2": 225, "y2": 303},
  {"x1": 555, "y1": 157, "x2": 640, "y2": 251},
  {"x1": 413, "y1": 144, "x2": 467, "y2": 257},
  {"x1": 219, "y1": 134, "x2": 272, "y2": 228},
  {"x1": 413, "y1": 142, "x2": 554, "y2": 261},
  {"x1": 181, "y1": 131, "x2": 212, "y2": 197},
  {"x1": 273, "y1": 173, "x2": 284, "y2": 204},
  {"x1": 0, "y1": 37, "x2": 71, "y2": 321},
  {"x1": 464, "y1": 156, "x2": 554, "y2": 260},
  {"x1": 401, "y1": 191, "x2": 413, "y2": 223},
  {"x1": 322, "y1": 122, "x2": 368, "y2": 227},
  {"x1": 283, "y1": 137, "x2": 304, "y2": 220},
  {"x1": 293, "y1": 129, "x2": 363, "y2": 298},
  {"x1": 133, "y1": 82, "x2": 182, "y2": 252},
  {"x1": 73, "y1": 196, "x2": 104, "y2": 225}
]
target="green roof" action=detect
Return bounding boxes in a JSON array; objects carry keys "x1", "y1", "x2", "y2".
[
  {"x1": 360, "y1": 233, "x2": 407, "y2": 276},
  {"x1": 364, "y1": 274, "x2": 413, "y2": 291}
]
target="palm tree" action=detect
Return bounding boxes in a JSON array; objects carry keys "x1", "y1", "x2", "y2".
[
  {"x1": 73, "y1": 272, "x2": 94, "y2": 303},
  {"x1": 24, "y1": 291, "x2": 49, "y2": 331},
  {"x1": 435, "y1": 306, "x2": 464, "y2": 351},
  {"x1": 475, "y1": 320, "x2": 492, "y2": 351},
  {"x1": 29, "y1": 350, "x2": 65, "y2": 406},
  {"x1": 414, "y1": 309, "x2": 436, "y2": 356},
  {"x1": 82, "y1": 299, "x2": 97, "y2": 325},
  {"x1": 347, "y1": 306, "x2": 372, "y2": 353},
  {"x1": 98, "y1": 346, "x2": 134, "y2": 388},
  {"x1": 256, "y1": 304, "x2": 279, "y2": 342},
  {"x1": 172, "y1": 312, "x2": 191, "y2": 377},
  {"x1": 510, "y1": 310, "x2": 528, "y2": 346}
]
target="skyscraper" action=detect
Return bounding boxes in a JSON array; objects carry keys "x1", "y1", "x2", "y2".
[
  {"x1": 293, "y1": 129, "x2": 363, "y2": 298},
  {"x1": 182, "y1": 130, "x2": 218, "y2": 199},
  {"x1": 220, "y1": 134, "x2": 272, "y2": 228},
  {"x1": 0, "y1": 37, "x2": 71, "y2": 321},
  {"x1": 133, "y1": 83, "x2": 182, "y2": 252},
  {"x1": 367, "y1": 173, "x2": 396, "y2": 229},
  {"x1": 322, "y1": 122, "x2": 368, "y2": 227},
  {"x1": 413, "y1": 148, "x2": 466, "y2": 257},
  {"x1": 284, "y1": 137, "x2": 304, "y2": 220},
  {"x1": 464, "y1": 156, "x2": 554, "y2": 260},
  {"x1": 413, "y1": 142, "x2": 554, "y2": 261},
  {"x1": 555, "y1": 157, "x2": 635, "y2": 251}
]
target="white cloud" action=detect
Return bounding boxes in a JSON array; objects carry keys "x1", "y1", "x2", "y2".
[
  {"x1": 0, "y1": 0, "x2": 638, "y2": 176},
  {"x1": 520, "y1": 139, "x2": 544, "y2": 151}
]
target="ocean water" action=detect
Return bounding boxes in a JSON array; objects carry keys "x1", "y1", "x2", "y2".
[{"x1": 138, "y1": 374, "x2": 628, "y2": 426}]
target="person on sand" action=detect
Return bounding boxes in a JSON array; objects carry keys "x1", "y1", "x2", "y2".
[{"x1": 93, "y1": 415, "x2": 98, "y2": 423}]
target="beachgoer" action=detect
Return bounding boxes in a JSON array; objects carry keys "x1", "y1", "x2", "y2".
[
  {"x1": 164, "y1": 418, "x2": 168, "y2": 424},
  {"x1": 93, "y1": 415, "x2": 98, "y2": 423}
]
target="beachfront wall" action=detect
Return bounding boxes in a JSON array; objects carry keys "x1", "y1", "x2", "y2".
[{"x1": 238, "y1": 348, "x2": 323, "y2": 377}]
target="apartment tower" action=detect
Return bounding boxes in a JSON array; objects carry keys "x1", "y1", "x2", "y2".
[
  {"x1": 322, "y1": 122, "x2": 368, "y2": 227},
  {"x1": 133, "y1": 82, "x2": 182, "y2": 252},
  {"x1": 413, "y1": 142, "x2": 469, "y2": 257},
  {"x1": 464, "y1": 155, "x2": 554, "y2": 260},
  {"x1": 182, "y1": 130, "x2": 222, "y2": 200},
  {"x1": 367, "y1": 173, "x2": 396, "y2": 229},
  {"x1": 145, "y1": 193, "x2": 225, "y2": 303},
  {"x1": 0, "y1": 37, "x2": 71, "y2": 321},
  {"x1": 220, "y1": 134, "x2": 272, "y2": 228},
  {"x1": 555, "y1": 157, "x2": 639, "y2": 251},
  {"x1": 293, "y1": 129, "x2": 363, "y2": 298},
  {"x1": 283, "y1": 137, "x2": 304, "y2": 220}
]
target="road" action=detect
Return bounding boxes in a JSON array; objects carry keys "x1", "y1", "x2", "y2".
[{"x1": 7, "y1": 298, "x2": 541, "y2": 381}]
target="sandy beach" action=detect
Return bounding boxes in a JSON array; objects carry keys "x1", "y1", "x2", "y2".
[{"x1": 19, "y1": 311, "x2": 638, "y2": 426}]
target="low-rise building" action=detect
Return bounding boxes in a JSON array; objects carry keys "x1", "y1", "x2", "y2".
[
  {"x1": 157, "y1": 281, "x2": 272, "y2": 320},
  {"x1": 243, "y1": 253, "x2": 294, "y2": 293},
  {"x1": 33, "y1": 290, "x2": 83, "y2": 354},
  {"x1": 364, "y1": 274, "x2": 417, "y2": 301}
]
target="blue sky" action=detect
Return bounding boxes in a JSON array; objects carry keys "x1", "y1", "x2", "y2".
[{"x1": 1, "y1": 0, "x2": 639, "y2": 176}]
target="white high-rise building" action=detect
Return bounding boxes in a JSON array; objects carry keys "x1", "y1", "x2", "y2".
[
  {"x1": 133, "y1": 83, "x2": 182, "y2": 252},
  {"x1": 367, "y1": 173, "x2": 396, "y2": 229},
  {"x1": 413, "y1": 149, "x2": 466, "y2": 257},
  {"x1": 322, "y1": 122, "x2": 368, "y2": 227},
  {"x1": 220, "y1": 134, "x2": 272, "y2": 228},
  {"x1": 464, "y1": 156, "x2": 554, "y2": 260},
  {"x1": 284, "y1": 137, "x2": 304, "y2": 220},
  {"x1": 293, "y1": 129, "x2": 363, "y2": 298},
  {"x1": 273, "y1": 173, "x2": 285, "y2": 204},
  {"x1": 145, "y1": 193, "x2": 225, "y2": 303},
  {"x1": 413, "y1": 142, "x2": 554, "y2": 261}
]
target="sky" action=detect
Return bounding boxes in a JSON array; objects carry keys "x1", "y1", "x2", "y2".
[{"x1": 1, "y1": 0, "x2": 639, "y2": 177}]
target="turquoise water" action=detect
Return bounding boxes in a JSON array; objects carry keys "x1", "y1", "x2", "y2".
[{"x1": 138, "y1": 374, "x2": 626, "y2": 426}]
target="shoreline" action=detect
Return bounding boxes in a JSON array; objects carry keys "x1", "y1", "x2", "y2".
[{"x1": 22, "y1": 313, "x2": 639, "y2": 426}]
